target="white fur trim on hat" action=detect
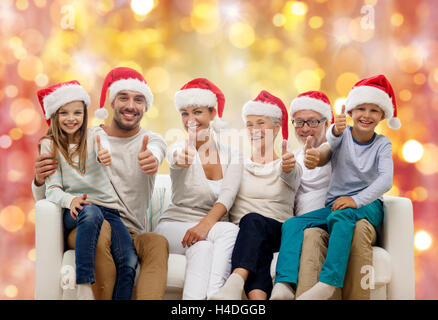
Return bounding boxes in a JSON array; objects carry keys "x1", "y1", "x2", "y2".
[
  {"x1": 290, "y1": 96, "x2": 333, "y2": 122},
  {"x1": 345, "y1": 85, "x2": 393, "y2": 120},
  {"x1": 175, "y1": 88, "x2": 217, "y2": 110},
  {"x1": 43, "y1": 84, "x2": 90, "y2": 120},
  {"x1": 242, "y1": 101, "x2": 283, "y2": 121},
  {"x1": 108, "y1": 78, "x2": 154, "y2": 110}
]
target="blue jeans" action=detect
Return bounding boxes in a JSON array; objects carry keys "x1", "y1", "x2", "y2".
[
  {"x1": 64, "y1": 204, "x2": 138, "y2": 300},
  {"x1": 275, "y1": 199, "x2": 383, "y2": 288}
]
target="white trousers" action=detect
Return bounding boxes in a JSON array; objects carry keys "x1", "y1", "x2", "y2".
[{"x1": 155, "y1": 221, "x2": 239, "y2": 300}]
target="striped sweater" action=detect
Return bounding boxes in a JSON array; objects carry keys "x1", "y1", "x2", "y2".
[{"x1": 41, "y1": 129, "x2": 123, "y2": 212}]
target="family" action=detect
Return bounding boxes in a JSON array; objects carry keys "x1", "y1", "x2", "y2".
[{"x1": 31, "y1": 66, "x2": 400, "y2": 300}]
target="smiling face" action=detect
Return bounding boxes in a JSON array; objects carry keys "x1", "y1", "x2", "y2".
[
  {"x1": 57, "y1": 101, "x2": 85, "y2": 139},
  {"x1": 245, "y1": 115, "x2": 280, "y2": 150},
  {"x1": 112, "y1": 90, "x2": 146, "y2": 131},
  {"x1": 179, "y1": 105, "x2": 216, "y2": 140},
  {"x1": 350, "y1": 103, "x2": 385, "y2": 134},
  {"x1": 292, "y1": 109, "x2": 328, "y2": 148}
]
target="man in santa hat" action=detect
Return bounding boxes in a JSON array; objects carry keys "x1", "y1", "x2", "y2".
[{"x1": 32, "y1": 67, "x2": 169, "y2": 300}]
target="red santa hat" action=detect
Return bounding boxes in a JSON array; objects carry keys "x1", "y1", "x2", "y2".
[
  {"x1": 242, "y1": 90, "x2": 289, "y2": 140},
  {"x1": 345, "y1": 74, "x2": 401, "y2": 129},
  {"x1": 174, "y1": 78, "x2": 226, "y2": 131},
  {"x1": 37, "y1": 80, "x2": 90, "y2": 125},
  {"x1": 96, "y1": 67, "x2": 154, "y2": 119},
  {"x1": 290, "y1": 90, "x2": 334, "y2": 123}
]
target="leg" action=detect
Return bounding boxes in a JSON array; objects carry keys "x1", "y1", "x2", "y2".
[
  {"x1": 295, "y1": 227, "x2": 329, "y2": 298},
  {"x1": 131, "y1": 232, "x2": 169, "y2": 300},
  {"x1": 275, "y1": 207, "x2": 331, "y2": 288},
  {"x1": 184, "y1": 240, "x2": 214, "y2": 299},
  {"x1": 103, "y1": 209, "x2": 138, "y2": 300},
  {"x1": 205, "y1": 222, "x2": 239, "y2": 299},
  {"x1": 342, "y1": 219, "x2": 377, "y2": 300}
]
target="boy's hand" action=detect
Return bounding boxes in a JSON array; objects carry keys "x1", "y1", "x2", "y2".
[
  {"x1": 138, "y1": 135, "x2": 159, "y2": 175},
  {"x1": 97, "y1": 135, "x2": 111, "y2": 166},
  {"x1": 281, "y1": 140, "x2": 296, "y2": 173},
  {"x1": 331, "y1": 196, "x2": 357, "y2": 211},
  {"x1": 70, "y1": 193, "x2": 91, "y2": 219},
  {"x1": 333, "y1": 105, "x2": 347, "y2": 136},
  {"x1": 303, "y1": 136, "x2": 320, "y2": 169}
]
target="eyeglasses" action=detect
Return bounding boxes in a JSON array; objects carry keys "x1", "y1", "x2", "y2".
[{"x1": 291, "y1": 118, "x2": 326, "y2": 128}]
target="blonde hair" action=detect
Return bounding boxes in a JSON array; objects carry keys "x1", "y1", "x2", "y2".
[{"x1": 41, "y1": 102, "x2": 88, "y2": 174}]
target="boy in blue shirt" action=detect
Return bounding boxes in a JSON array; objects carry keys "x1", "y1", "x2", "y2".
[{"x1": 271, "y1": 75, "x2": 401, "y2": 300}]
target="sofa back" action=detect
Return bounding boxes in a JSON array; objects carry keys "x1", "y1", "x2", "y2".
[{"x1": 146, "y1": 174, "x2": 172, "y2": 232}]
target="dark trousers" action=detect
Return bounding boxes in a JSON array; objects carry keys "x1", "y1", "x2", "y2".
[{"x1": 231, "y1": 213, "x2": 282, "y2": 297}]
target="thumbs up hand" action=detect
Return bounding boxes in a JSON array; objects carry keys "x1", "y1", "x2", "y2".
[
  {"x1": 97, "y1": 135, "x2": 112, "y2": 166},
  {"x1": 303, "y1": 136, "x2": 320, "y2": 170},
  {"x1": 175, "y1": 127, "x2": 196, "y2": 168},
  {"x1": 281, "y1": 140, "x2": 296, "y2": 173},
  {"x1": 333, "y1": 105, "x2": 347, "y2": 136},
  {"x1": 138, "y1": 135, "x2": 159, "y2": 175}
]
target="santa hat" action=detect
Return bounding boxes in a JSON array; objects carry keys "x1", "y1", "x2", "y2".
[
  {"x1": 345, "y1": 74, "x2": 401, "y2": 129},
  {"x1": 37, "y1": 80, "x2": 90, "y2": 125},
  {"x1": 174, "y1": 78, "x2": 226, "y2": 131},
  {"x1": 96, "y1": 67, "x2": 154, "y2": 119},
  {"x1": 242, "y1": 90, "x2": 289, "y2": 140},
  {"x1": 290, "y1": 90, "x2": 334, "y2": 123}
]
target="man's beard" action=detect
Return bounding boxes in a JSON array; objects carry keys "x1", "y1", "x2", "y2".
[{"x1": 113, "y1": 110, "x2": 142, "y2": 131}]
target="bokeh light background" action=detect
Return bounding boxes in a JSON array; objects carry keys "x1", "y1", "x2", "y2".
[{"x1": 1, "y1": 0, "x2": 437, "y2": 300}]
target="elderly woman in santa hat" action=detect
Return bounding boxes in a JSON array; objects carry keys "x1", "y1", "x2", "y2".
[
  {"x1": 211, "y1": 90, "x2": 303, "y2": 300},
  {"x1": 154, "y1": 78, "x2": 243, "y2": 300}
]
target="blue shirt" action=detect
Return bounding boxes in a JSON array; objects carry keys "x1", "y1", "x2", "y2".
[{"x1": 325, "y1": 125, "x2": 393, "y2": 208}]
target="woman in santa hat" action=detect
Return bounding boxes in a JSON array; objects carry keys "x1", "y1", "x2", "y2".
[
  {"x1": 211, "y1": 90, "x2": 303, "y2": 300},
  {"x1": 154, "y1": 78, "x2": 243, "y2": 300}
]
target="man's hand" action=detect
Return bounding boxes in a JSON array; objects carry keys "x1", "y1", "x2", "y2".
[
  {"x1": 69, "y1": 193, "x2": 91, "y2": 220},
  {"x1": 138, "y1": 135, "x2": 159, "y2": 175},
  {"x1": 303, "y1": 136, "x2": 320, "y2": 169},
  {"x1": 333, "y1": 105, "x2": 347, "y2": 136},
  {"x1": 281, "y1": 140, "x2": 296, "y2": 173},
  {"x1": 34, "y1": 142, "x2": 58, "y2": 186},
  {"x1": 96, "y1": 135, "x2": 111, "y2": 166},
  {"x1": 331, "y1": 196, "x2": 357, "y2": 211}
]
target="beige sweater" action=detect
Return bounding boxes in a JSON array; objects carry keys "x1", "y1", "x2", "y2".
[
  {"x1": 158, "y1": 139, "x2": 243, "y2": 224},
  {"x1": 228, "y1": 158, "x2": 302, "y2": 224}
]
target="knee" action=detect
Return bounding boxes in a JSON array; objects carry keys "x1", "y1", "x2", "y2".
[
  {"x1": 186, "y1": 240, "x2": 213, "y2": 258},
  {"x1": 350, "y1": 219, "x2": 376, "y2": 253},
  {"x1": 77, "y1": 204, "x2": 102, "y2": 224},
  {"x1": 281, "y1": 216, "x2": 297, "y2": 232},
  {"x1": 326, "y1": 208, "x2": 354, "y2": 226},
  {"x1": 239, "y1": 213, "x2": 265, "y2": 230},
  {"x1": 303, "y1": 227, "x2": 329, "y2": 249},
  {"x1": 134, "y1": 233, "x2": 169, "y2": 261}
]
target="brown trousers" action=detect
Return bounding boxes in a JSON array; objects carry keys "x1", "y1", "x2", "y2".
[
  {"x1": 296, "y1": 219, "x2": 377, "y2": 300},
  {"x1": 67, "y1": 220, "x2": 169, "y2": 300}
]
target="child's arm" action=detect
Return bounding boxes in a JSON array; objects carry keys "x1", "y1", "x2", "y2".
[
  {"x1": 96, "y1": 135, "x2": 111, "y2": 166},
  {"x1": 351, "y1": 142, "x2": 394, "y2": 208}
]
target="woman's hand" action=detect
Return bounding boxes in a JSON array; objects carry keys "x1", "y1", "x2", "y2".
[
  {"x1": 181, "y1": 219, "x2": 214, "y2": 248},
  {"x1": 69, "y1": 193, "x2": 91, "y2": 220},
  {"x1": 331, "y1": 196, "x2": 357, "y2": 211},
  {"x1": 281, "y1": 140, "x2": 296, "y2": 173}
]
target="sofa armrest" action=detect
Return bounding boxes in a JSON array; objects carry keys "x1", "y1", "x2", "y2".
[
  {"x1": 382, "y1": 195, "x2": 415, "y2": 300},
  {"x1": 34, "y1": 199, "x2": 64, "y2": 299}
]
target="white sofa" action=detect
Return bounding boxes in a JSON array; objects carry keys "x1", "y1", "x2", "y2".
[{"x1": 35, "y1": 174, "x2": 415, "y2": 300}]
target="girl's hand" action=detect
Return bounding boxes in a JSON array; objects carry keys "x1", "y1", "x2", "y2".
[
  {"x1": 333, "y1": 105, "x2": 347, "y2": 136},
  {"x1": 331, "y1": 196, "x2": 357, "y2": 211},
  {"x1": 70, "y1": 193, "x2": 91, "y2": 219},
  {"x1": 181, "y1": 219, "x2": 213, "y2": 248},
  {"x1": 281, "y1": 140, "x2": 296, "y2": 173},
  {"x1": 97, "y1": 135, "x2": 111, "y2": 166}
]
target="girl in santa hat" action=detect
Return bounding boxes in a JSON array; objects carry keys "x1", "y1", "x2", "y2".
[
  {"x1": 154, "y1": 78, "x2": 243, "y2": 300},
  {"x1": 37, "y1": 80, "x2": 138, "y2": 300},
  {"x1": 272, "y1": 74, "x2": 398, "y2": 300},
  {"x1": 211, "y1": 90, "x2": 302, "y2": 300}
]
